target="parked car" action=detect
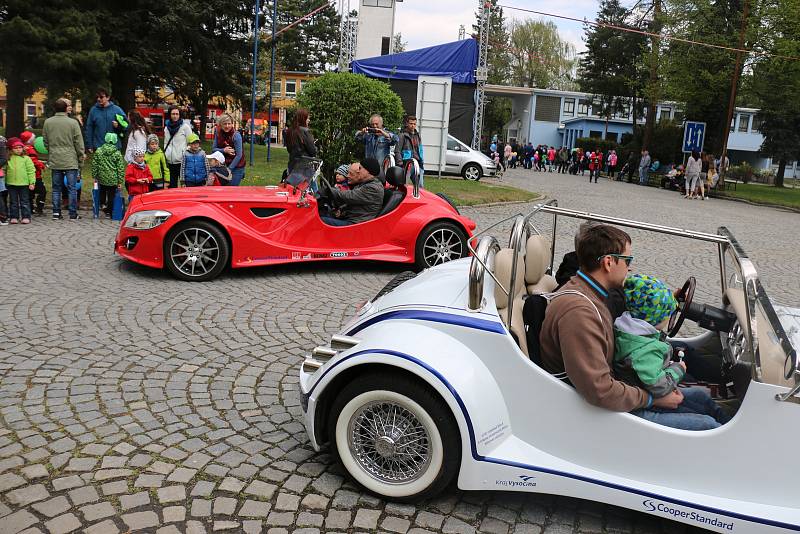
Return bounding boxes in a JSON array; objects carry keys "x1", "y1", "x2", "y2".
[
  {"x1": 115, "y1": 164, "x2": 476, "y2": 281},
  {"x1": 444, "y1": 134, "x2": 498, "y2": 181},
  {"x1": 299, "y1": 201, "x2": 799, "y2": 533}
]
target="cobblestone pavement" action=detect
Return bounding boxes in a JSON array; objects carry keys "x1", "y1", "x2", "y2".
[{"x1": 0, "y1": 172, "x2": 796, "y2": 534}]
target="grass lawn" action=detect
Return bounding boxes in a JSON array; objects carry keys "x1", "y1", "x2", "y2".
[
  {"x1": 40, "y1": 141, "x2": 536, "y2": 207},
  {"x1": 719, "y1": 183, "x2": 800, "y2": 210}
]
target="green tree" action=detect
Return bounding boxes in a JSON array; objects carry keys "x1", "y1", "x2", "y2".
[
  {"x1": 508, "y1": 19, "x2": 577, "y2": 90},
  {"x1": 296, "y1": 73, "x2": 404, "y2": 178},
  {"x1": 263, "y1": 0, "x2": 341, "y2": 72},
  {"x1": 751, "y1": 0, "x2": 800, "y2": 187},
  {"x1": 0, "y1": 0, "x2": 111, "y2": 136},
  {"x1": 392, "y1": 33, "x2": 408, "y2": 54},
  {"x1": 578, "y1": 0, "x2": 647, "y2": 131}
]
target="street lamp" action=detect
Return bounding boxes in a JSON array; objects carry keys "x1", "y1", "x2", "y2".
[
  {"x1": 250, "y1": 0, "x2": 261, "y2": 166},
  {"x1": 266, "y1": 0, "x2": 279, "y2": 162}
]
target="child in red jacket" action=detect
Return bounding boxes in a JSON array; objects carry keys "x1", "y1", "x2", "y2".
[
  {"x1": 125, "y1": 148, "x2": 153, "y2": 203},
  {"x1": 19, "y1": 131, "x2": 46, "y2": 214}
]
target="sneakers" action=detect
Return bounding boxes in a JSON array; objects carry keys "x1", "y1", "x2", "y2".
[
  {"x1": 21, "y1": 218, "x2": 30, "y2": 224},
  {"x1": 69, "y1": 214, "x2": 82, "y2": 221},
  {"x1": 0, "y1": 219, "x2": 8, "y2": 226},
  {"x1": 53, "y1": 213, "x2": 63, "y2": 220},
  {"x1": 9, "y1": 218, "x2": 19, "y2": 224}
]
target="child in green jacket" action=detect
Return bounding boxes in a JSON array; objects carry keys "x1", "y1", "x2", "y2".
[
  {"x1": 614, "y1": 274, "x2": 730, "y2": 430},
  {"x1": 144, "y1": 134, "x2": 168, "y2": 190},
  {"x1": 4, "y1": 137, "x2": 35, "y2": 224},
  {"x1": 91, "y1": 133, "x2": 126, "y2": 217}
]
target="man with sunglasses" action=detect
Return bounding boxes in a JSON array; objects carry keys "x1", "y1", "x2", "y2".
[{"x1": 540, "y1": 224, "x2": 684, "y2": 412}]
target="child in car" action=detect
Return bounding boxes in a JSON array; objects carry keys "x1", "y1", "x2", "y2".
[
  {"x1": 334, "y1": 164, "x2": 350, "y2": 190},
  {"x1": 614, "y1": 274, "x2": 731, "y2": 430}
]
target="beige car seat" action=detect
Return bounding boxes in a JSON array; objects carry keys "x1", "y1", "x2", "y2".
[
  {"x1": 525, "y1": 235, "x2": 558, "y2": 294},
  {"x1": 494, "y1": 248, "x2": 529, "y2": 355}
]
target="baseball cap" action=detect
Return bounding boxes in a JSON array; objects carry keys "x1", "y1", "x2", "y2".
[
  {"x1": 207, "y1": 151, "x2": 225, "y2": 164},
  {"x1": 187, "y1": 133, "x2": 200, "y2": 144}
]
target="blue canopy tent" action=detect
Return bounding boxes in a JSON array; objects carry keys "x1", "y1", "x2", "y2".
[{"x1": 351, "y1": 39, "x2": 478, "y2": 144}]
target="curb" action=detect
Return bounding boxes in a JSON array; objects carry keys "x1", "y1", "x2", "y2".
[
  {"x1": 457, "y1": 195, "x2": 544, "y2": 209},
  {"x1": 712, "y1": 193, "x2": 800, "y2": 214}
]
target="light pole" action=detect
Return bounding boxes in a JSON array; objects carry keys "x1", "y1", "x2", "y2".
[
  {"x1": 266, "y1": 0, "x2": 278, "y2": 162},
  {"x1": 250, "y1": 0, "x2": 261, "y2": 166}
]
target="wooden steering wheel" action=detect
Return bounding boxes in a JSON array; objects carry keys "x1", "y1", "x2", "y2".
[{"x1": 668, "y1": 276, "x2": 696, "y2": 338}]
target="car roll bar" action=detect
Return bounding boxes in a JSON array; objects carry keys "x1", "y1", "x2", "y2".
[{"x1": 404, "y1": 159, "x2": 421, "y2": 199}]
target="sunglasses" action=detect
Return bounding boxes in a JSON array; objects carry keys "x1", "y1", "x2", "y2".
[{"x1": 598, "y1": 253, "x2": 634, "y2": 266}]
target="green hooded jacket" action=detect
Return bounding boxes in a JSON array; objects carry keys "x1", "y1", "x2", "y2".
[{"x1": 91, "y1": 134, "x2": 126, "y2": 187}]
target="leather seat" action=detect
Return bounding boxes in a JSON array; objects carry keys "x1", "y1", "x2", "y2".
[
  {"x1": 525, "y1": 235, "x2": 558, "y2": 294},
  {"x1": 494, "y1": 248, "x2": 528, "y2": 355},
  {"x1": 377, "y1": 166, "x2": 406, "y2": 217}
]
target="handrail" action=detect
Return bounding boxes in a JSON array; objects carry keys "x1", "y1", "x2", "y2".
[
  {"x1": 404, "y1": 159, "x2": 421, "y2": 199},
  {"x1": 468, "y1": 236, "x2": 502, "y2": 312}
]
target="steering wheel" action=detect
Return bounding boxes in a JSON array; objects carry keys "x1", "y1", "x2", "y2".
[
  {"x1": 668, "y1": 276, "x2": 696, "y2": 338},
  {"x1": 317, "y1": 173, "x2": 332, "y2": 199}
]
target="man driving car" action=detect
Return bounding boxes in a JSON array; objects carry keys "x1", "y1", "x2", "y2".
[
  {"x1": 540, "y1": 225, "x2": 684, "y2": 412},
  {"x1": 320, "y1": 158, "x2": 384, "y2": 226}
]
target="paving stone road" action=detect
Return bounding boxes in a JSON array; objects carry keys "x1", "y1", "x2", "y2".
[{"x1": 0, "y1": 169, "x2": 797, "y2": 534}]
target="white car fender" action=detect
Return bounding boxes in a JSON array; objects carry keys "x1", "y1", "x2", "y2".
[{"x1": 304, "y1": 321, "x2": 513, "y2": 459}]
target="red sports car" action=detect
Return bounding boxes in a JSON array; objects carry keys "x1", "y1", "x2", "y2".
[{"x1": 115, "y1": 173, "x2": 476, "y2": 281}]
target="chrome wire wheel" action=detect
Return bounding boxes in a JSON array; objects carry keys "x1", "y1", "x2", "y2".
[
  {"x1": 170, "y1": 228, "x2": 220, "y2": 278},
  {"x1": 423, "y1": 228, "x2": 464, "y2": 267},
  {"x1": 347, "y1": 400, "x2": 432, "y2": 484}
]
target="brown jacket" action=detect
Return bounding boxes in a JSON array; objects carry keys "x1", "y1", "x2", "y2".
[{"x1": 540, "y1": 274, "x2": 649, "y2": 412}]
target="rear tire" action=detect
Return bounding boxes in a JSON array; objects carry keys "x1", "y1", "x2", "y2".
[
  {"x1": 328, "y1": 373, "x2": 460, "y2": 502},
  {"x1": 414, "y1": 221, "x2": 468, "y2": 271},
  {"x1": 462, "y1": 163, "x2": 482, "y2": 181},
  {"x1": 165, "y1": 220, "x2": 229, "y2": 281}
]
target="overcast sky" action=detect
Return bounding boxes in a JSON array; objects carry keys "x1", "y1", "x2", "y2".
[{"x1": 390, "y1": 0, "x2": 598, "y2": 54}]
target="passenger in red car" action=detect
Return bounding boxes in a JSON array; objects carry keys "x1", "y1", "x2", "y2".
[
  {"x1": 125, "y1": 148, "x2": 153, "y2": 203},
  {"x1": 319, "y1": 158, "x2": 383, "y2": 226}
]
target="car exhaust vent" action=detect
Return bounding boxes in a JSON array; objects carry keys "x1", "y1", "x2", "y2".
[
  {"x1": 311, "y1": 346, "x2": 337, "y2": 362},
  {"x1": 250, "y1": 207, "x2": 286, "y2": 218},
  {"x1": 330, "y1": 335, "x2": 360, "y2": 351},
  {"x1": 302, "y1": 359, "x2": 323, "y2": 373}
]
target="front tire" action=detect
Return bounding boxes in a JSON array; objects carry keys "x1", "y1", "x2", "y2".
[
  {"x1": 328, "y1": 373, "x2": 460, "y2": 501},
  {"x1": 414, "y1": 221, "x2": 468, "y2": 271},
  {"x1": 462, "y1": 163, "x2": 482, "y2": 181},
  {"x1": 165, "y1": 220, "x2": 230, "y2": 281}
]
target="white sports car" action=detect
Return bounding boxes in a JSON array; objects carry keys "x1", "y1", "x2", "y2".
[{"x1": 298, "y1": 201, "x2": 800, "y2": 534}]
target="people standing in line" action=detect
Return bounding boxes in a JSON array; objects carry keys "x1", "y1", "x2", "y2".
[
  {"x1": 638, "y1": 149, "x2": 651, "y2": 186},
  {"x1": 144, "y1": 134, "x2": 168, "y2": 190},
  {"x1": 19, "y1": 132, "x2": 46, "y2": 215},
  {"x1": 84, "y1": 88, "x2": 125, "y2": 153},
  {"x1": 180, "y1": 134, "x2": 209, "y2": 187},
  {"x1": 284, "y1": 108, "x2": 317, "y2": 177},
  {"x1": 124, "y1": 110, "x2": 151, "y2": 164},
  {"x1": 43, "y1": 98, "x2": 86, "y2": 220},
  {"x1": 685, "y1": 150, "x2": 702, "y2": 199},
  {"x1": 163, "y1": 106, "x2": 193, "y2": 189},
  {"x1": 608, "y1": 150, "x2": 618, "y2": 180},
  {"x1": 355, "y1": 114, "x2": 398, "y2": 167},
  {"x1": 3, "y1": 138, "x2": 35, "y2": 224},
  {"x1": 91, "y1": 133, "x2": 126, "y2": 217},
  {"x1": 395, "y1": 115, "x2": 425, "y2": 186},
  {"x1": 212, "y1": 114, "x2": 245, "y2": 186},
  {"x1": 124, "y1": 148, "x2": 153, "y2": 203}
]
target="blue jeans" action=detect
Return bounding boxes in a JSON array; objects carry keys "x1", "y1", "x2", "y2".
[
  {"x1": 8, "y1": 185, "x2": 31, "y2": 220},
  {"x1": 639, "y1": 167, "x2": 649, "y2": 184},
  {"x1": 321, "y1": 216, "x2": 353, "y2": 226},
  {"x1": 632, "y1": 387, "x2": 730, "y2": 431},
  {"x1": 52, "y1": 169, "x2": 79, "y2": 217},
  {"x1": 230, "y1": 167, "x2": 245, "y2": 186}
]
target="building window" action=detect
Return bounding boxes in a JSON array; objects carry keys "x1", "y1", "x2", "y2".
[
  {"x1": 589, "y1": 130, "x2": 603, "y2": 139},
  {"x1": 673, "y1": 110, "x2": 684, "y2": 122},
  {"x1": 149, "y1": 113, "x2": 164, "y2": 129},
  {"x1": 381, "y1": 36, "x2": 391, "y2": 55},
  {"x1": 25, "y1": 103, "x2": 36, "y2": 118},
  {"x1": 577, "y1": 99, "x2": 590, "y2": 116},
  {"x1": 271, "y1": 79, "x2": 282, "y2": 96},
  {"x1": 738, "y1": 114, "x2": 750, "y2": 132},
  {"x1": 751, "y1": 115, "x2": 763, "y2": 132},
  {"x1": 730, "y1": 116, "x2": 736, "y2": 132},
  {"x1": 562, "y1": 98, "x2": 575, "y2": 117},
  {"x1": 534, "y1": 95, "x2": 561, "y2": 122},
  {"x1": 285, "y1": 80, "x2": 297, "y2": 96},
  {"x1": 658, "y1": 107, "x2": 671, "y2": 121},
  {"x1": 363, "y1": 0, "x2": 393, "y2": 6},
  {"x1": 606, "y1": 132, "x2": 618, "y2": 142}
]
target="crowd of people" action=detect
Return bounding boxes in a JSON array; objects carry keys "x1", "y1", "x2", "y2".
[{"x1": 0, "y1": 88, "x2": 250, "y2": 225}]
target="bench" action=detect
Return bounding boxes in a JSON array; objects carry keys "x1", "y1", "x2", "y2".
[{"x1": 723, "y1": 179, "x2": 738, "y2": 190}]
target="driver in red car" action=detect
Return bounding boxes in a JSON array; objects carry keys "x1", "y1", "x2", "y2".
[{"x1": 319, "y1": 158, "x2": 384, "y2": 227}]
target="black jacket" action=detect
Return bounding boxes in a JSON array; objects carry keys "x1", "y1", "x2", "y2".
[{"x1": 284, "y1": 126, "x2": 317, "y2": 172}]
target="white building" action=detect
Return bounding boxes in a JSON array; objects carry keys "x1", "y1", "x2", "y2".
[{"x1": 355, "y1": 0, "x2": 402, "y2": 60}]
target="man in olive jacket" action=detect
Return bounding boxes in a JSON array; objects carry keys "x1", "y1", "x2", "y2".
[
  {"x1": 43, "y1": 98, "x2": 85, "y2": 220},
  {"x1": 320, "y1": 158, "x2": 384, "y2": 226}
]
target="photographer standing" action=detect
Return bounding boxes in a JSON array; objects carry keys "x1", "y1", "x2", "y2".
[{"x1": 355, "y1": 114, "x2": 398, "y2": 167}]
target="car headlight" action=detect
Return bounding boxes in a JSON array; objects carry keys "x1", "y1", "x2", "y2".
[{"x1": 124, "y1": 210, "x2": 172, "y2": 230}]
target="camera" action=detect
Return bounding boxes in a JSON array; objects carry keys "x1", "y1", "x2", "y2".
[{"x1": 367, "y1": 127, "x2": 380, "y2": 134}]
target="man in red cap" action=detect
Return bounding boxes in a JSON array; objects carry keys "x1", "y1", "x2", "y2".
[{"x1": 19, "y1": 131, "x2": 46, "y2": 215}]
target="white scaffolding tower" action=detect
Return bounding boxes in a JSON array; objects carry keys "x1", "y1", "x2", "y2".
[
  {"x1": 458, "y1": 25, "x2": 466, "y2": 40},
  {"x1": 338, "y1": 0, "x2": 357, "y2": 71},
  {"x1": 472, "y1": 1, "x2": 490, "y2": 150}
]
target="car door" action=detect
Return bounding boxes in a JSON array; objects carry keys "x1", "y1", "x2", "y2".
[{"x1": 445, "y1": 136, "x2": 463, "y2": 174}]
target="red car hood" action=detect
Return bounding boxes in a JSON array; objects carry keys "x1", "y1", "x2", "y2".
[{"x1": 136, "y1": 185, "x2": 296, "y2": 205}]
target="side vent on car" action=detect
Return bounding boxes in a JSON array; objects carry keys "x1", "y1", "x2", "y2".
[{"x1": 250, "y1": 207, "x2": 286, "y2": 218}]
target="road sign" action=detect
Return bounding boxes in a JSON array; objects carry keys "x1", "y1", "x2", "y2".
[{"x1": 682, "y1": 121, "x2": 706, "y2": 153}]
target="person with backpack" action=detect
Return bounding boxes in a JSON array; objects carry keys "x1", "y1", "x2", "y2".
[{"x1": 163, "y1": 106, "x2": 193, "y2": 188}]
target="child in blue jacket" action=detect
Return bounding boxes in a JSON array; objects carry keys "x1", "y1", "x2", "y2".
[{"x1": 180, "y1": 134, "x2": 209, "y2": 187}]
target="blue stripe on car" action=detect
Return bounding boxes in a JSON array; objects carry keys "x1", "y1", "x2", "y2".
[
  {"x1": 346, "y1": 310, "x2": 506, "y2": 336},
  {"x1": 308, "y1": 349, "x2": 800, "y2": 532}
]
